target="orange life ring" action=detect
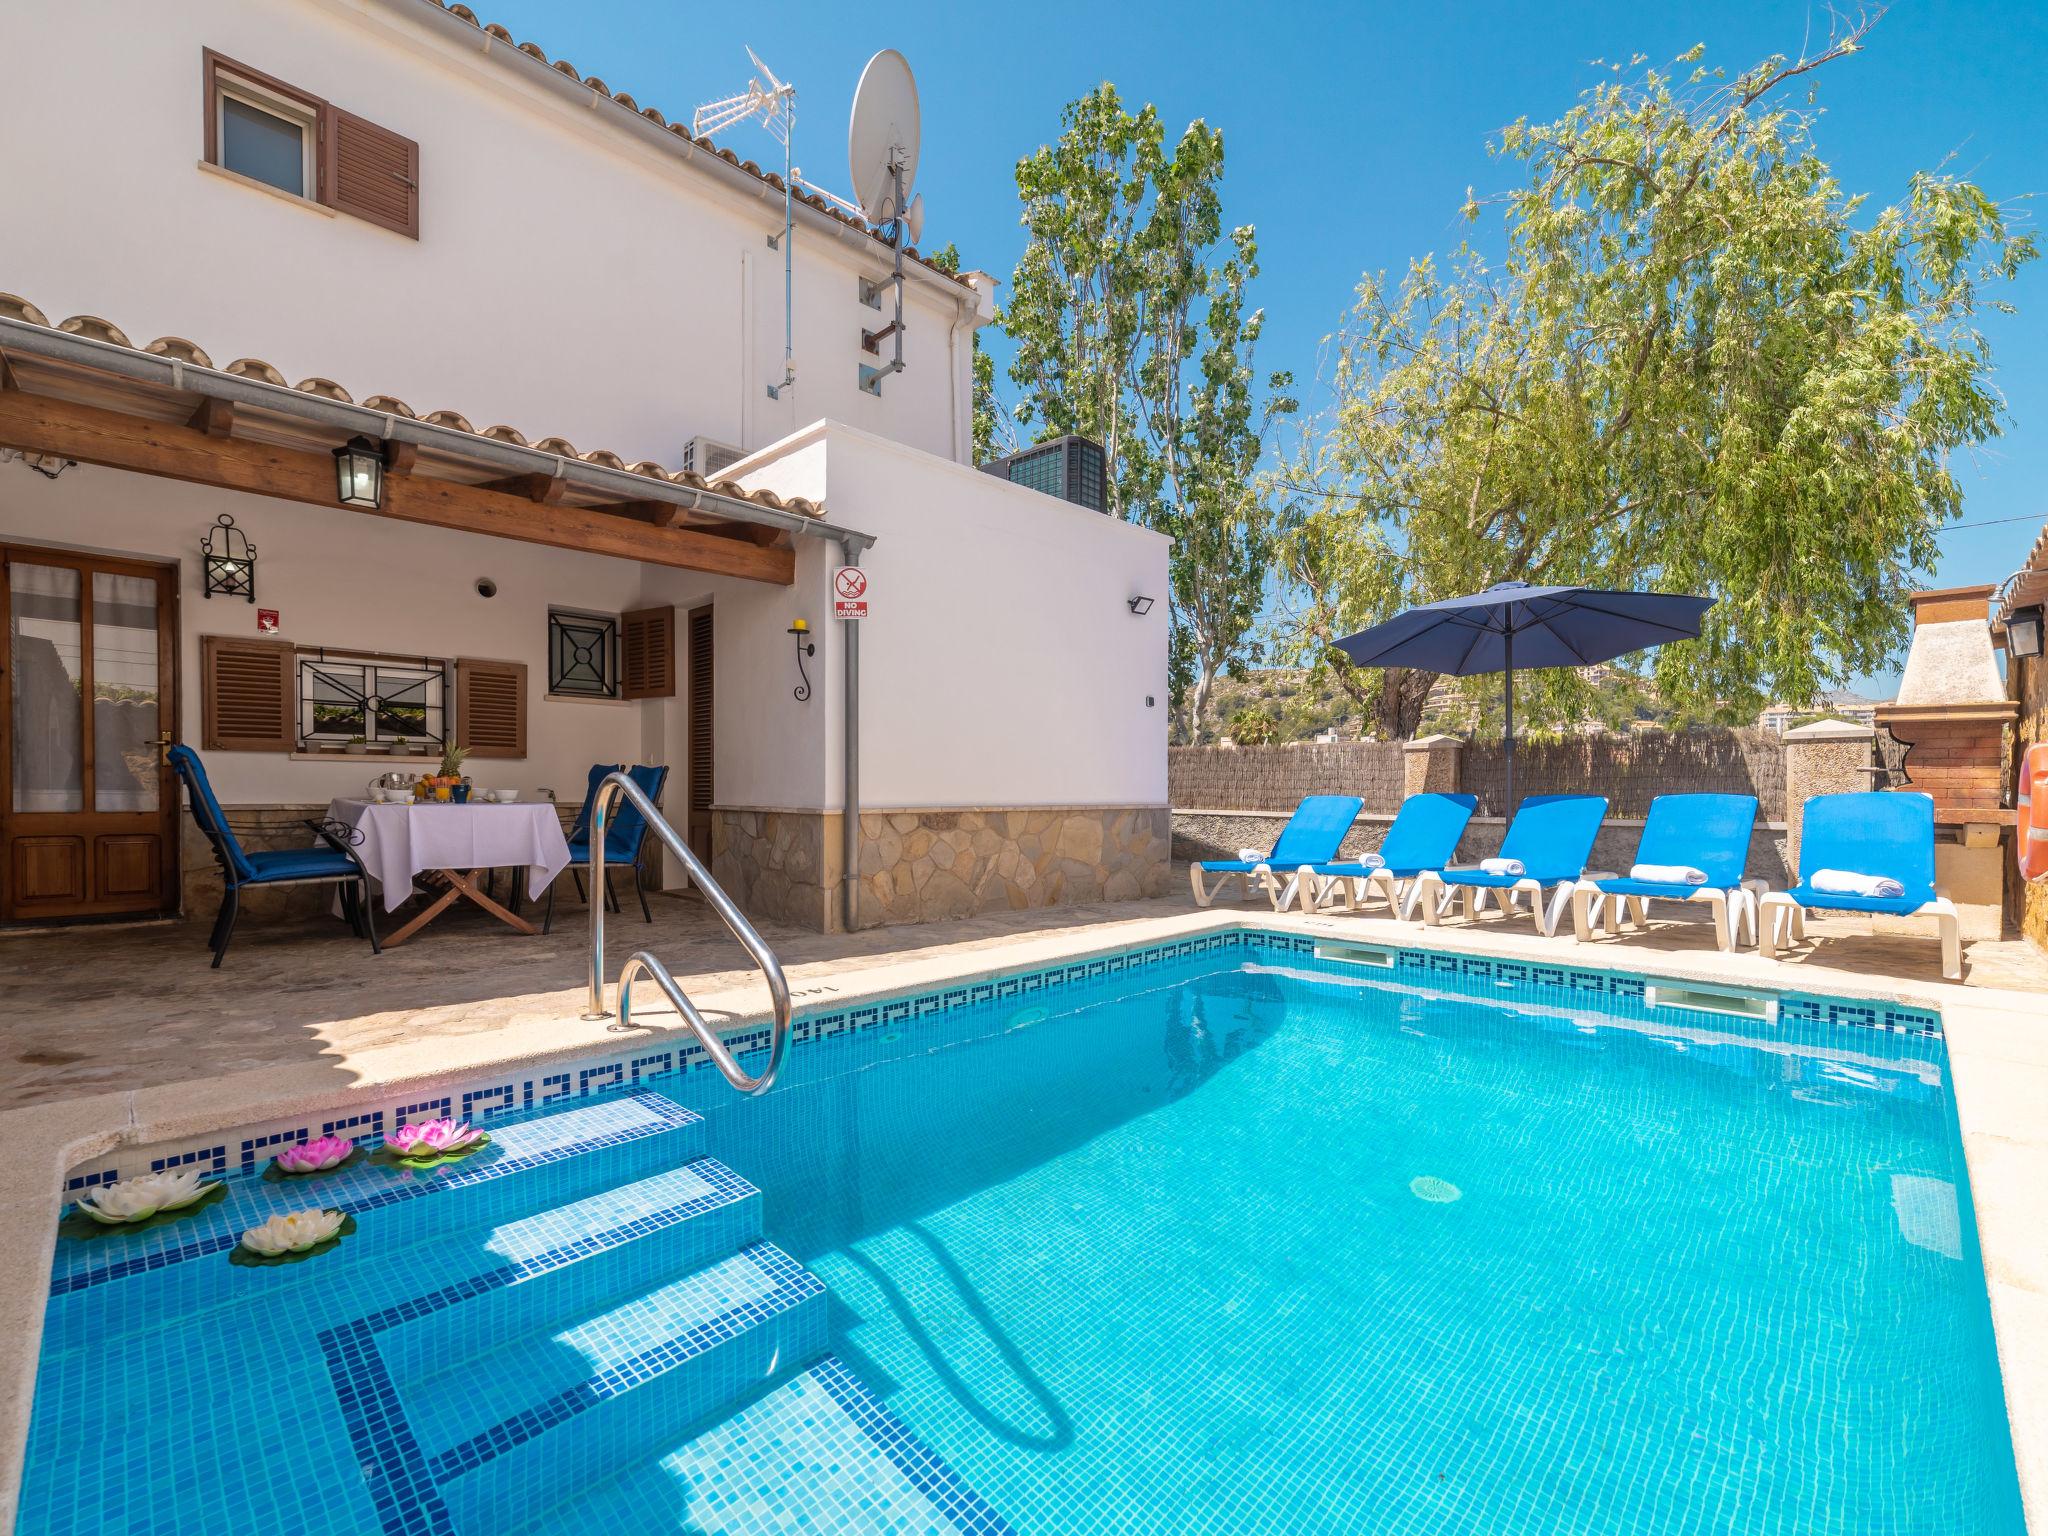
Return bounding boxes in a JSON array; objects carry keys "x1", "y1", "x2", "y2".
[{"x1": 2021, "y1": 741, "x2": 2048, "y2": 882}]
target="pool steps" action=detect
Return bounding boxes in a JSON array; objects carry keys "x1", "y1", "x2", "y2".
[{"x1": 47, "y1": 1087, "x2": 1009, "y2": 1535}]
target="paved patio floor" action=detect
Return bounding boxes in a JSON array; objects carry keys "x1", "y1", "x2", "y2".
[{"x1": 3, "y1": 871, "x2": 2043, "y2": 1114}]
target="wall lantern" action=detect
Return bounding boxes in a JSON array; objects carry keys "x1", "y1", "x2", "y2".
[
  {"x1": 1127, "y1": 595, "x2": 1156, "y2": 616},
  {"x1": 332, "y1": 435, "x2": 386, "y2": 509},
  {"x1": 200, "y1": 513, "x2": 257, "y2": 602},
  {"x1": 788, "y1": 618, "x2": 815, "y2": 702},
  {"x1": 2009, "y1": 605, "x2": 2045, "y2": 660}
]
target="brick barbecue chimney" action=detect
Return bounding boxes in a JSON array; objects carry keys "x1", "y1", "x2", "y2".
[{"x1": 1874, "y1": 586, "x2": 2019, "y2": 817}]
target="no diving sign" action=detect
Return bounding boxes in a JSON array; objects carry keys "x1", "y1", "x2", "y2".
[{"x1": 833, "y1": 565, "x2": 869, "y2": 620}]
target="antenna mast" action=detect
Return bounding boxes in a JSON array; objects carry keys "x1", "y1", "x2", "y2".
[{"x1": 695, "y1": 49, "x2": 798, "y2": 400}]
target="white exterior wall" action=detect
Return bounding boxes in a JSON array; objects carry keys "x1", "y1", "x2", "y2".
[
  {"x1": 725, "y1": 424, "x2": 1172, "y2": 813},
  {"x1": 0, "y1": 0, "x2": 982, "y2": 466}
]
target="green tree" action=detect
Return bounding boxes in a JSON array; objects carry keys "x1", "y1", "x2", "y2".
[
  {"x1": 1005, "y1": 84, "x2": 1292, "y2": 740},
  {"x1": 1274, "y1": 21, "x2": 2034, "y2": 733},
  {"x1": 1226, "y1": 704, "x2": 1279, "y2": 746}
]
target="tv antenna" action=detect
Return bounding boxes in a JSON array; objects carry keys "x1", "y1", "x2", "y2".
[
  {"x1": 848, "y1": 49, "x2": 922, "y2": 396},
  {"x1": 695, "y1": 48, "x2": 800, "y2": 400}
]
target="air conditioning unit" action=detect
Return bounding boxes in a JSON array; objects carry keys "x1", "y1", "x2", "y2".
[{"x1": 681, "y1": 435, "x2": 745, "y2": 479}]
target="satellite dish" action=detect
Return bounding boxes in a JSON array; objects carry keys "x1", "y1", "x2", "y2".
[
  {"x1": 903, "y1": 193, "x2": 925, "y2": 247},
  {"x1": 848, "y1": 49, "x2": 920, "y2": 226}
]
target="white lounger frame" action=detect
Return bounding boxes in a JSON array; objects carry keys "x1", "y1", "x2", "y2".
[
  {"x1": 1413, "y1": 870, "x2": 1577, "y2": 937},
  {"x1": 1570, "y1": 879, "x2": 1767, "y2": 953},
  {"x1": 1298, "y1": 867, "x2": 1433, "y2": 921},
  {"x1": 1757, "y1": 890, "x2": 1961, "y2": 980},
  {"x1": 1189, "y1": 861, "x2": 1304, "y2": 912}
]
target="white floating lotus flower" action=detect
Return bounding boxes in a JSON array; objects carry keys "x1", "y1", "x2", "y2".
[
  {"x1": 239, "y1": 1208, "x2": 347, "y2": 1257},
  {"x1": 274, "y1": 1136, "x2": 354, "y2": 1175},
  {"x1": 75, "y1": 1169, "x2": 216, "y2": 1225}
]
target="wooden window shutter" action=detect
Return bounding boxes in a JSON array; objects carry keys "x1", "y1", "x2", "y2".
[
  {"x1": 324, "y1": 106, "x2": 418, "y2": 238},
  {"x1": 455, "y1": 657, "x2": 526, "y2": 758},
  {"x1": 688, "y1": 607, "x2": 714, "y2": 815},
  {"x1": 621, "y1": 606, "x2": 676, "y2": 700},
  {"x1": 201, "y1": 634, "x2": 294, "y2": 752}
]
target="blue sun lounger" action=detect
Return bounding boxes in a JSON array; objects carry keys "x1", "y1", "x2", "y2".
[
  {"x1": 1296, "y1": 793, "x2": 1478, "y2": 918},
  {"x1": 1759, "y1": 792, "x2": 1959, "y2": 979},
  {"x1": 1570, "y1": 793, "x2": 1760, "y2": 951},
  {"x1": 1189, "y1": 794, "x2": 1363, "y2": 910},
  {"x1": 1417, "y1": 793, "x2": 1608, "y2": 936}
]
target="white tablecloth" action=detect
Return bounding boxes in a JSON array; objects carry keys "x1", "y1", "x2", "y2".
[{"x1": 327, "y1": 799, "x2": 572, "y2": 913}]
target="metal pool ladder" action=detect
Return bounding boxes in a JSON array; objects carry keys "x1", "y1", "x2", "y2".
[{"x1": 581, "y1": 770, "x2": 791, "y2": 1095}]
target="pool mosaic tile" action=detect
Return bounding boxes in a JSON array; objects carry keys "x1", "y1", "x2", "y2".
[{"x1": 29, "y1": 927, "x2": 2002, "y2": 1536}]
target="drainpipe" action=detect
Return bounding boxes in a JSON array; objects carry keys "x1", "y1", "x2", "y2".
[{"x1": 837, "y1": 532, "x2": 866, "y2": 933}]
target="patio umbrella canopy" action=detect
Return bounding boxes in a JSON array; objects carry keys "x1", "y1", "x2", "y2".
[{"x1": 1335, "y1": 581, "x2": 1716, "y2": 811}]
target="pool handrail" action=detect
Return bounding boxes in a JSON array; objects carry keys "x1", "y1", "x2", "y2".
[{"x1": 582, "y1": 769, "x2": 792, "y2": 1096}]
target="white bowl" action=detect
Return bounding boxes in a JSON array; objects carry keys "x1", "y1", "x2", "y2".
[{"x1": 496, "y1": 790, "x2": 520, "y2": 803}]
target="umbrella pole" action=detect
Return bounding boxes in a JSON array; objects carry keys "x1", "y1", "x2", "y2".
[{"x1": 1503, "y1": 630, "x2": 1514, "y2": 817}]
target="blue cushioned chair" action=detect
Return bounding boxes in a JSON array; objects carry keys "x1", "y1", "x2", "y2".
[
  {"x1": 548, "y1": 763, "x2": 669, "y2": 928},
  {"x1": 1571, "y1": 793, "x2": 1760, "y2": 951},
  {"x1": 1189, "y1": 794, "x2": 1364, "y2": 910},
  {"x1": 1418, "y1": 793, "x2": 1608, "y2": 936},
  {"x1": 1296, "y1": 793, "x2": 1479, "y2": 919},
  {"x1": 1760, "y1": 792, "x2": 1958, "y2": 979},
  {"x1": 169, "y1": 745, "x2": 379, "y2": 968}
]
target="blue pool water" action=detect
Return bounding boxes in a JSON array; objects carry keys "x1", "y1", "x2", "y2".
[{"x1": 24, "y1": 935, "x2": 2027, "y2": 1534}]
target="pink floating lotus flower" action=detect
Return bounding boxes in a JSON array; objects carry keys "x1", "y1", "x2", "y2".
[
  {"x1": 386, "y1": 1118, "x2": 484, "y2": 1158},
  {"x1": 273, "y1": 1136, "x2": 354, "y2": 1176}
]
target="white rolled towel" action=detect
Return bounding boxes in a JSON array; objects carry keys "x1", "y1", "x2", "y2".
[
  {"x1": 1631, "y1": 863, "x2": 1708, "y2": 885},
  {"x1": 1237, "y1": 847, "x2": 1269, "y2": 864},
  {"x1": 1357, "y1": 852, "x2": 1386, "y2": 870},
  {"x1": 1479, "y1": 856, "x2": 1524, "y2": 877},
  {"x1": 1810, "y1": 868, "x2": 1906, "y2": 899}
]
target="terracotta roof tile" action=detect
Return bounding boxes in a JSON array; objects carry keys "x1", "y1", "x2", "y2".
[
  {"x1": 0, "y1": 294, "x2": 50, "y2": 327},
  {"x1": 225, "y1": 358, "x2": 287, "y2": 386},
  {"x1": 415, "y1": 0, "x2": 973, "y2": 291},
  {"x1": 144, "y1": 336, "x2": 213, "y2": 367},
  {"x1": 0, "y1": 296, "x2": 823, "y2": 518},
  {"x1": 58, "y1": 314, "x2": 130, "y2": 347}
]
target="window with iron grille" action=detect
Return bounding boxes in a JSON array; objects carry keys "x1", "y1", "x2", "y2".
[
  {"x1": 548, "y1": 609, "x2": 620, "y2": 699},
  {"x1": 297, "y1": 652, "x2": 447, "y2": 747}
]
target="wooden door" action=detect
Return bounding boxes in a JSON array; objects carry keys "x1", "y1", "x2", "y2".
[
  {"x1": 0, "y1": 546, "x2": 180, "y2": 919},
  {"x1": 687, "y1": 604, "x2": 713, "y2": 862}
]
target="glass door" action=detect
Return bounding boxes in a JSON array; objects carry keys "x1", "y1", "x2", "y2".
[{"x1": 1, "y1": 547, "x2": 178, "y2": 919}]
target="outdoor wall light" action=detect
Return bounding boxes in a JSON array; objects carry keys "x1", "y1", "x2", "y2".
[
  {"x1": 200, "y1": 513, "x2": 256, "y2": 602},
  {"x1": 332, "y1": 435, "x2": 386, "y2": 509},
  {"x1": 1127, "y1": 595, "x2": 1156, "y2": 616},
  {"x1": 788, "y1": 618, "x2": 815, "y2": 702},
  {"x1": 2009, "y1": 605, "x2": 2044, "y2": 660}
]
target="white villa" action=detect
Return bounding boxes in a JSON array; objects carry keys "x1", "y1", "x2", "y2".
[{"x1": 0, "y1": 0, "x2": 1170, "y2": 934}]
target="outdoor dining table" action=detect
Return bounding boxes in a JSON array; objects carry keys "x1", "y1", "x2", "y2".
[{"x1": 326, "y1": 797, "x2": 571, "y2": 947}]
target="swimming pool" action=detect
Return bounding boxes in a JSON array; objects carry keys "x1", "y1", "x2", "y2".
[{"x1": 24, "y1": 933, "x2": 2027, "y2": 1533}]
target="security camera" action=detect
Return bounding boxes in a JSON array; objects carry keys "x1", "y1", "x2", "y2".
[{"x1": 476, "y1": 578, "x2": 498, "y2": 598}]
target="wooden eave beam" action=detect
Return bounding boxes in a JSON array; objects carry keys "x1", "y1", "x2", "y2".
[
  {"x1": 478, "y1": 470, "x2": 568, "y2": 503},
  {"x1": 597, "y1": 499, "x2": 790, "y2": 545},
  {"x1": 0, "y1": 388, "x2": 795, "y2": 584},
  {"x1": 187, "y1": 396, "x2": 235, "y2": 436}
]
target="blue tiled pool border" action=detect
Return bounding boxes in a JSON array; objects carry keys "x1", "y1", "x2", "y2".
[{"x1": 66, "y1": 928, "x2": 1942, "y2": 1194}]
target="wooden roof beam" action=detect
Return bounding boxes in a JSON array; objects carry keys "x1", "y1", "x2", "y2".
[{"x1": 0, "y1": 388, "x2": 794, "y2": 584}]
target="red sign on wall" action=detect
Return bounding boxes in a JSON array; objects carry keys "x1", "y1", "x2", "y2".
[
  {"x1": 256, "y1": 608, "x2": 280, "y2": 634},
  {"x1": 832, "y1": 566, "x2": 869, "y2": 621}
]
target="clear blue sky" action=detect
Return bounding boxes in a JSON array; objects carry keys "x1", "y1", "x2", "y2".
[{"x1": 480, "y1": 0, "x2": 2044, "y2": 697}]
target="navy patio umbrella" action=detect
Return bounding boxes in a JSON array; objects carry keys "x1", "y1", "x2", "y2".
[{"x1": 1335, "y1": 581, "x2": 1715, "y2": 812}]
